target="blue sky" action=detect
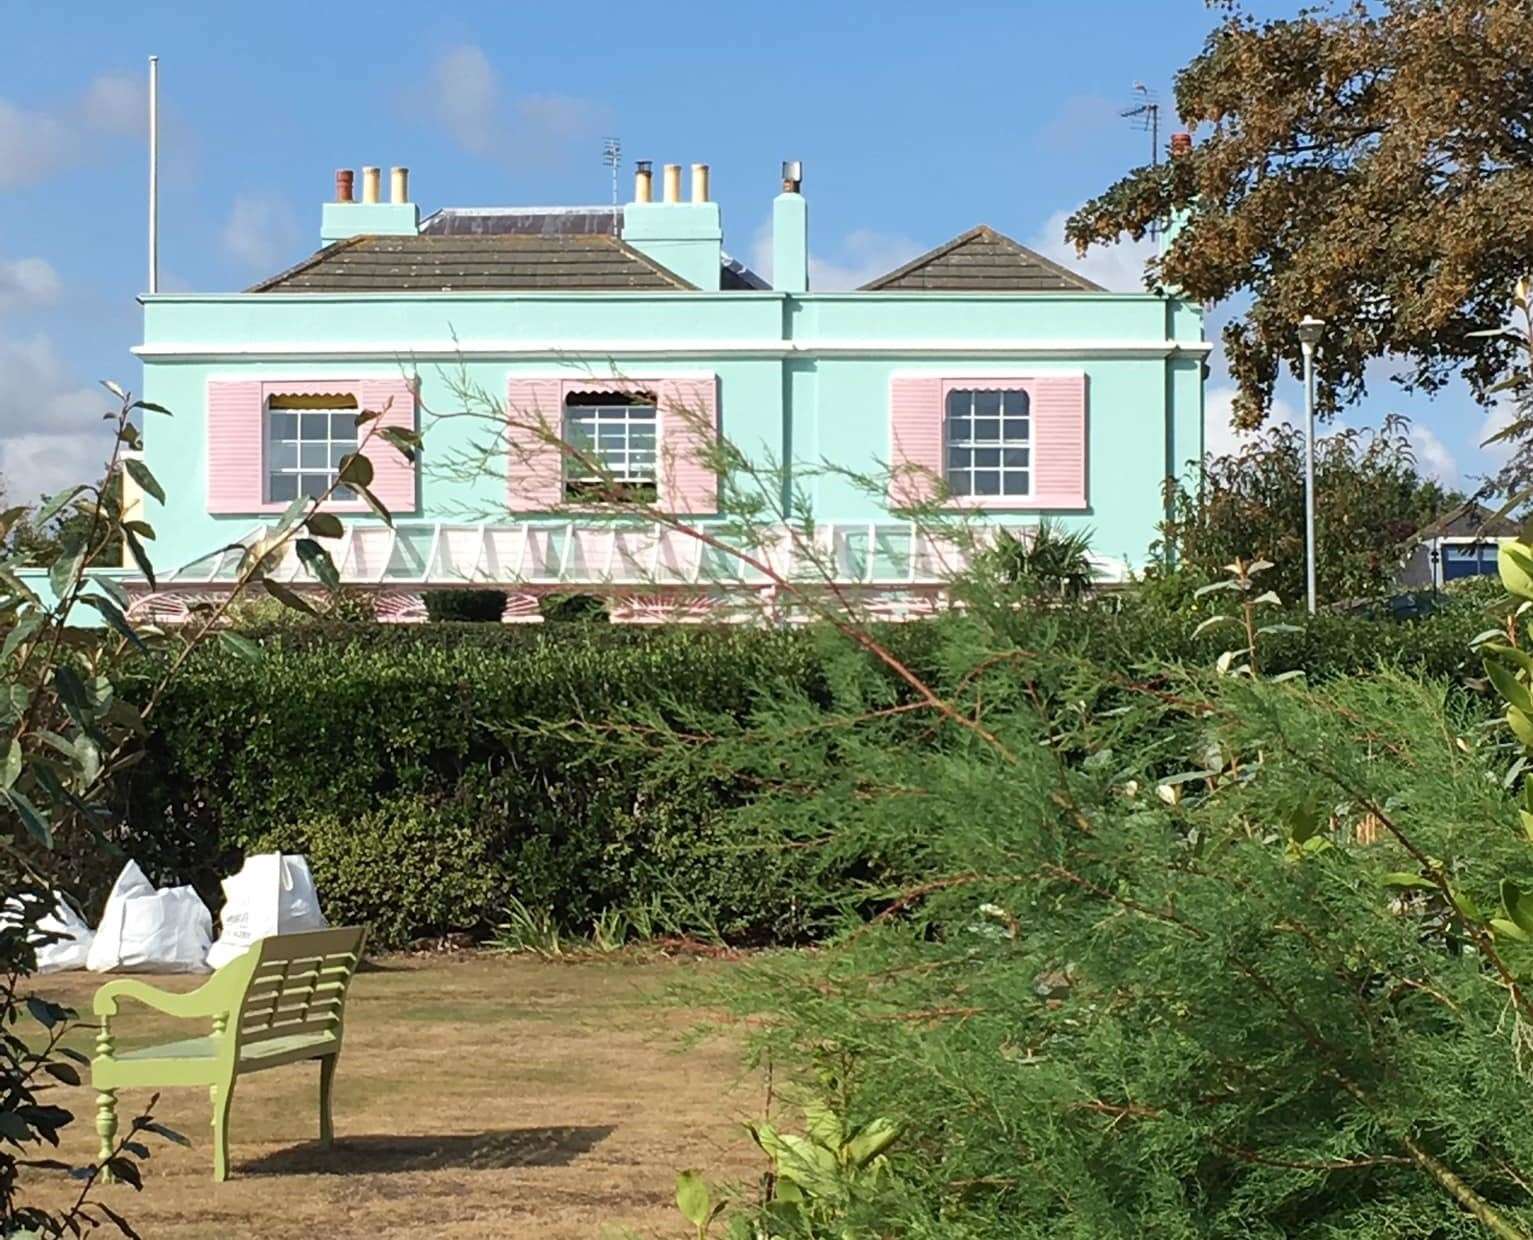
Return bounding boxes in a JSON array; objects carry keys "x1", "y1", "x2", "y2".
[{"x1": 0, "y1": 0, "x2": 1502, "y2": 497}]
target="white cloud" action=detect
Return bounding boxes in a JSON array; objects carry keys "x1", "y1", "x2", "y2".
[
  {"x1": 1027, "y1": 207, "x2": 1155, "y2": 293},
  {"x1": 1409, "y1": 422, "x2": 1460, "y2": 485},
  {"x1": 423, "y1": 45, "x2": 605, "y2": 165},
  {"x1": 1203, "y1": 384, "x2": 1302, "y2": 459},
  {"x1": 0, "y1": 334, "x2": 116, "y2": 499},
  {"x1": 0, "y1": 98, "x2": 76, "y2": 188},
  {"x1": 222, "y1": 193, "x2": 300, "y2": 271},
  {"x1": 81, "y1": 73, "x2": 145, "y2": 135},
  {"x1": 0, "y1": 258, "x2": 61, "y2": 313},
  {"x1": 750, "y1": 221, "x2": 921, "y2": 291}
]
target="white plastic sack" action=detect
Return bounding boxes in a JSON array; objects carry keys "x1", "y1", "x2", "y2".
[
  {"x1": 87, "y1": 861, "x2": 212, "y2": 974},
  {"x1": 1, "y1": 892, "x2": 95, "y2": 972},
  {"x1": 206, "y1": 852, "x2": 327, "y2": 970}
]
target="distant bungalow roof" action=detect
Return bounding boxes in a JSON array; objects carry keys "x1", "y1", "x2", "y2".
[
  {"x1": 860, "y1": 224, "x2": 1104, "y2": 292},
  {"x1": 1412, "y1": 501, "x2": 1521, "y2": 542}
]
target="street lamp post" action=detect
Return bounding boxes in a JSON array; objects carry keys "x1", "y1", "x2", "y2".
[{"x1": 1298, "y1": 315, "x2": 1326, "y2": 614}]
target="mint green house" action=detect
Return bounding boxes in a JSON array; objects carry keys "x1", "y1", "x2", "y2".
[{"x1": 120, "y1": 159, "x2": 1206, "y2": 622}]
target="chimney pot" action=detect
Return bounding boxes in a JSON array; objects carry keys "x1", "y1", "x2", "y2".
[
  {"x1": 361, "y1": 166, "x2": 381, "y2": 204},
  {"x1": 390, "y1": 166, "x2": 409, "y2": 204},
  {"x1": 690, "y1": 163, "x2": 710, "y2": 203},
  {"x1": 781, "y1": 159, "x2": 803, "y2": 193},
  {"x1": 662, "y1": 163, "x2": 682, "y2": 204},
  {"x1": 1170, "y1": 131, "x2": 1193, "y2": 158},
  {"x1": 634, "y1": 160, "x2": 653, "y2": 203},
  {"x1": 334, "y1": 169, "x2": 354, "y2": 203}
]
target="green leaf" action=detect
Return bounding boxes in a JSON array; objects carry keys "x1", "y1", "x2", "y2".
[
  {"x1": 1493, "y1": 917, "x2": 1532, "y2": 942},
  {"x1": 304, "y1": 512, "x2": 345, "y2": 540},
  {"x1": 1193, "y1": 580, "x2": 1238, "y2": 598},
  {"x1": 217, "y1": 631, "x2": 262, "y2": 665},
  {"x1": 295, "y1": 539, "x2": 340, "y2": 591},
  {"x1": 0, "y1": 684, "x2": 29, "y2": 725},
  {"x1": 380, "y1": 427, "x2": 419, "y2": 462},
  {"x1": 1502, "y1": 879, "x2": 1533, "y2": 934},
  {"x1": 0, "y1": 740, "x2": 20, "y2": 791},
  {"x1": 1500, "y1": 543, "x2": 1533, "y2": 601},
  {"x1": 1381, "y1": 872, "x2": 1435, "y2": 890},
  {"x1": 43, "y1": 1062, "x2": 80, "y2": 1087},
  {"x1": 1191, "y1": 615, "x2": 1237, "y2": 638},
  {"x1": 48, "y1": 536, "x2": 86, "y2": 602},
  {"x1": 52, "y1": 665, "x2": 90, "y2": 719},
  {"x1": 1486, "y1": 657, "x2": 1533, "y2": 714},
  {"x1": 33, "y1": 486, "x2": 85, "y2": 527},
  {"x1": 357, "y1": 485, "x2": 393, "y2": 528},
  {"x1": 100, "y1": 379, "x2": 128, "y2": 401},
  {"x1": 801, "y1": 1099, "x2": 843, "y2": 1152},
  {"x1": 676, "y1": 1170, "x2": 711, "y2": 1226},
  {"x1": 77, "y1": 595, "x2": 147, "y2": 653},
  {"x1": 122, "y1": 458, "x2": 164, "y2": 505},
  {"x1": 845, "y1": 1116, "x2": 901, "y2": 1166},
  {"x1": 5, "y1": 789, "x2": 52, "y2": 847},
  {"x1": 122, "y1": 526, "x2": 156, "y2": 590},
  {"x1": 337, "y1": 452, "x2": 374, "y2": 488},
  {"x1": 275, "y1": 494, "x2": 309, "y2": 533},
  {"x1": 1288, "y1": 790, "x2": 1324, "y2": 844},
  {"x1": 260, "y1": 577, "x2": 319, "y2": 617},
  {"x1": 1509, "y1": 705, "x2": 1533, "y2": 749},
  {"x1": 1, "y1": 613, "x2": 42, "y2": 663},
  {"x1": 130, "y1": 400, "x2": 172, "y2": 416}
]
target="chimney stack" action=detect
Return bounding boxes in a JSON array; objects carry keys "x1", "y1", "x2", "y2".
[
  {"x1": 361, "y1": 166, "x2": 381, "y2": 203},
  {"x1": 662, "y1": 163, "x2": 682, "y2": 203},
  {"x1": 634, "y1": 160, "x2": 653, "y2": 203},
  {"x1": 1169, "y1": 131, "x2": 1192, "y2": 158},
  {"x1": 321, "y1": 164, "x2": 419, "y2": 244},
  {"x1": 773, "y1": 159, "x2": 808, "y2": 293},
  {"x1": 690, "y1": 163, "x2": 710, "y2": 203},
  {"x1": 334, "y1": 169, "x2": 355, "y2": 203},
  {"x1": 390, "y1": 166, "x2": 409, "y2": 204}
]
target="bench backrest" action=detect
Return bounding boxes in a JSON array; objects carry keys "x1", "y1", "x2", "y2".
[{"x1": 232, "y1": 926, "x2": 367, "y2": 1056}]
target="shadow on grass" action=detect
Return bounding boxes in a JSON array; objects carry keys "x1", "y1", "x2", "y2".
[{"x1": 241, "y1": 1125, "x2": 617, "y2": 1175}]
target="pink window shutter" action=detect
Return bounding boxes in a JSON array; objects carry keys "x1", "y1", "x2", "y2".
[
  {"x1": 207, "y1": 380, "x2": 265, "y2": 514},
  {"x1": 1030, "y1": 376, "x2": 1088, "y2": 509},
  {"x1": 360, "y1": 377, "x2": 418, "y2": 513},
  {"x1": 887, "y1": 377, "x2": 944, "y2": 507},
  {"x1": 506, "y1": 379, "x2": 566, "y2": 511},
  {"x1": 657, "y1": 377, "x2": 719, "y2": 514}
]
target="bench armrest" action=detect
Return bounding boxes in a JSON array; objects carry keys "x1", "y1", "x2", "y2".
[{"x1": 93, "y1": 967, "x2": 248, "y2": 1022}]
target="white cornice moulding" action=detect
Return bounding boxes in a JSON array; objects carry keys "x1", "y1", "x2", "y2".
[{"x1": 134, "y1": 339, "x2": 1214, "y2": 361}]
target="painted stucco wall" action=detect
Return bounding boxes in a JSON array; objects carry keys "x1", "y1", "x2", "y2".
[{"x1": 132, "y1": 288, "x2": 1206, "y2": 577}]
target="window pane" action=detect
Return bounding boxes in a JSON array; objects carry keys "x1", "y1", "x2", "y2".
[
  {"x1": 270, "y1": 441, "x2": 298, "y2": 470},
  {"x1": 300, "y1": 413, "x2": 328, "y2": 439},
  {"x1": 330, "y1": 443, "x2": 351, "y2": 468},
  {"x1": 300, "y1": 442, "x2": 330, "y2": 469},
  {"x1": 947, "y1": 447, "x2": 971, "y2": 470},
  {"x1": 300, "y1": 474, "x2": 328, "y2": 499},
  {"x1": 270, "y1": 412, "x2": 298, "y2": 439},
  {"x1": 949, "y1": 473, "x2": 971, "y2": 496},
  {"x1": 946, "y1": 390, "x2": 972, "y2": 417},
  {"x1": 1002, "y1": 390, "x2": 1030, "y2": 416},
  {"x1": 975, "y1": 448, "x2": 1000, "y2": 468},
  {"x1": 629, "y1": 430, "x2": 656, "y2": 450},
  {"x1": 269, "y1": 473, "x2": 297, "y2": 501},
  {"x1": 332, "y1": 484, "x2": 354, "y2": 501},
  {"x1": 1003, "y1": 472, "x2": 1030, "y2": 495},
  {"x1": 946, "y1": 415, "x2": 971, "y2": 441},
  {"x1": 598, "y1": 427, "x2": 626, "y2": 447},
  {"x1": 973, "y1": 391, "x2": 1001, "y2": 417},
  {"x1": 330, "y1": 413, "x2": 355, "y2": 439},
  {"x1": 973, "y1": 471, "x2": 1000, "y2": 496},
  {"x1": 1003, "y1": 418, "x2": 1029, "y2": 441},
  {"x1": 1004, "y1": 448, "x2": 1030, "y2": 468},
  {"x1": 629, "y1": 405, "x2": 656, "y2": 420},
  {"x1": 973, "y1": 418, "x2": 999, "y2": 441}
]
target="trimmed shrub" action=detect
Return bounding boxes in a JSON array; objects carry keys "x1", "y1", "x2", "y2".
[
  {"x1": 256, "y1": 795, "x2": 500, "y2": 949},
  {"x1": 423, "y1": 588, "x2": 507, "y2": 622}
]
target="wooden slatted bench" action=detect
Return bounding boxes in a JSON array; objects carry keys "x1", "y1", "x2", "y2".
[{"x1": 91, "y1": 926, "x2": 367, "y2": 1181}]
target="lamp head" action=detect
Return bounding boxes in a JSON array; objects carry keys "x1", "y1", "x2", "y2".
[{"x1": 1297, "y1": 315, "x2": 1327, "y2": 348}]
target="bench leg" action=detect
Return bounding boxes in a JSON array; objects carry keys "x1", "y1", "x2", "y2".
[
  {"x1": 210, "y1": 1079, "x2": 235, "y2": 1182},
  {"x1": 95, "y1": 1089, "x2": 117, "y2": 1181},
  {"x1": 318, "y1": 1055, "x2": 337, "y2": 1148}
]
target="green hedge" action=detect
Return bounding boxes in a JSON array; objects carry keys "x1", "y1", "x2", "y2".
[{"x1": 114, "y1": 594, "x2": 1495, "y2": 947}]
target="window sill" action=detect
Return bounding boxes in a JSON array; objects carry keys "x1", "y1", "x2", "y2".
[{"x1": 942, "y1": 495, "x2": 1088, "y2": 511}]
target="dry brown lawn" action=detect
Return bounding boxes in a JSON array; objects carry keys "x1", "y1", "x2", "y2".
[{"x1": 27, "y1": 953, "x2": 763, "y2": 1238}]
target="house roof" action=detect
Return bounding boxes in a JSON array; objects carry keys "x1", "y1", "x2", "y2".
[
  {"x1": 248, "y1": 231, "x2": 696, "y2": 293},
  {"x1": 859, "y1": 225, "x2": 1105, "y2": 292},
  {"x1": 1413, "y1": 501, "x2": 1521, "y2": 542}
]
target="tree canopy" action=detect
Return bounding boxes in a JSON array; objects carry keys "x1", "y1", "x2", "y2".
[{"x1": 1067, "y1": 0, "x2": 1533, "y2": 430}]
